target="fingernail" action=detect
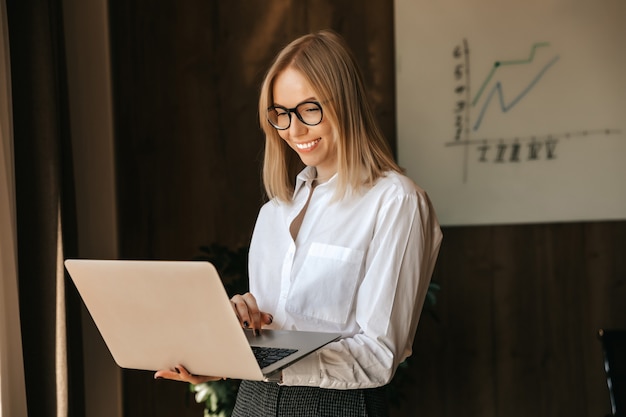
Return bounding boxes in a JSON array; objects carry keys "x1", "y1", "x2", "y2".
[
  {"x1": 243, "y1": 321, "x2": 249, "y2": 328},
  {"x1": 267, "y1": 314, "x2": 273, "y2": 324}
]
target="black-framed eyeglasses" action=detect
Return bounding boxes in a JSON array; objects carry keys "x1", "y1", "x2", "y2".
[{"x1": 267, "y1": 101, "x2": 324, "y2": 130}]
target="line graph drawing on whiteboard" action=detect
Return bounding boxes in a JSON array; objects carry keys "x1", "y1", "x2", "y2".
[
  {"x1": 446, "y1": 38, "x2": 622, "y2": 183},
  {"x1": 472, "y1": 47, "x2": 559, "y2": 131},
  {"x1": 471, "y1": 41, "x2": 552, "y2": 107}
]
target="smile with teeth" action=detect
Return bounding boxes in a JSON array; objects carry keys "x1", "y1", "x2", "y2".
[{"x1": 294, "y1": 138, "x2": 321, "y2": 150}]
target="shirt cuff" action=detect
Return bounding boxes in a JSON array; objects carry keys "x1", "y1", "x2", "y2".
[{"x1": 280, "y1": 351, "x2": 321, "y2": 386}]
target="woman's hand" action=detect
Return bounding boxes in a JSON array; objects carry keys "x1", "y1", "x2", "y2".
[
  {"x1": 230, "y1": 292, "x2": 273, "y2": 331},
  {"x1": 154, "y1": 364, "x2": 222, "y2": 384}
]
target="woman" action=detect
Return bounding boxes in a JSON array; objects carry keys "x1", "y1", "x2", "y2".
[{"x1": 156, "y1": 29, "x2": 442, "y2": 416}]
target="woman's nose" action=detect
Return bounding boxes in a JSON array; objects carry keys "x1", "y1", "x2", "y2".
[{"x1": 288, "y1": 116, "x2": 307, "y2": 136}]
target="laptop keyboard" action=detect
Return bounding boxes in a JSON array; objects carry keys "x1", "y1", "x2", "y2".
[{"x1": 251, "y1": 346, "x2": 298, "y2": 369}]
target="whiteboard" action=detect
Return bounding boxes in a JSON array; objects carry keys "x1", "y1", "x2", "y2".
[{"x1": 395, "y1": 0, "x2": 626, "y2": 225}]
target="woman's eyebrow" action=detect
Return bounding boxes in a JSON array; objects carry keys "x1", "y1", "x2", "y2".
[{"x1": 272, "y1": 97, "x2": 318, "y2": 107}]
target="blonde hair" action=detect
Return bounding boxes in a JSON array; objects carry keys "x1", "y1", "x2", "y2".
[{"x1": 258, "y1": 30, "x2": 401, "y2": 202}]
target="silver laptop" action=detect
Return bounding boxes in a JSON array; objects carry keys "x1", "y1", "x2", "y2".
[{"x1": 64, "y1": 259, "x2": 340, "y2": 381}]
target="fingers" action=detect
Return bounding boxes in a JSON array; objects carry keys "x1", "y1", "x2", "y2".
[
  {"x1": 154, "y1": 365, "x2": 222, "y2": 384},
  {"x1": 231, "y1": 292, "x2": 264, "y2": 330},
  {"x1": 261, "y1": 312, "x2": 274, "y2": 326}
]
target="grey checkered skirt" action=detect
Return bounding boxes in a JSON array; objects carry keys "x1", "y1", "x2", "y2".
[{"x1": 231, "y1": 380, "x2": 389, "y2": 417}]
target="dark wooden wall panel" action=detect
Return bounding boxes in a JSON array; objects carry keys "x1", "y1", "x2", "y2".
[
  {"x1": 110, "y1": 0, "x2": 396, "y2": 262},
  {"x1": 399, "y1": 222, "x2": 626, "y2": 417},
  {"x1": 107, "y1": 1, "x2": 626, "y2": 416}
]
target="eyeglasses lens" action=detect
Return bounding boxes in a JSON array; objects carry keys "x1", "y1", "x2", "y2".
[{"x1": 267, "y1": 102, "x2": 323, "y2": 130}]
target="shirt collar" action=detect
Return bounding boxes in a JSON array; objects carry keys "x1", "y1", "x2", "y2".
[{"x1": 294, "y1": 166, "x2": 338, "y2": 196}]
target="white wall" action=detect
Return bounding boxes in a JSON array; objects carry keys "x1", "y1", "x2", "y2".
[{"x1": 395, "y1": 0, "x2": 626, "y2": 225}]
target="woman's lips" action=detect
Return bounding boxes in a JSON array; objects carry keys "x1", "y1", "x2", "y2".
[{"x1": 294, "y1": 138, "x2": 321, "y2": 151}]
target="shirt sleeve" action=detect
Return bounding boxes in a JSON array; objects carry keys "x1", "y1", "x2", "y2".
[{"x1": 281, "y1": 189, "x2": 443, "y2": 389}]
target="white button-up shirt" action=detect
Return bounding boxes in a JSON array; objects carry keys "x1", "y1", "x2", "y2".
[{"x1": 248, "y1": 166, "x2": 442, "y2": 389}]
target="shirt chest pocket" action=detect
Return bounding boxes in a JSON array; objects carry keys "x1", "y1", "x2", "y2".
[{"x1": 285, "y1": 243, "x2": 364, "y2": 324}]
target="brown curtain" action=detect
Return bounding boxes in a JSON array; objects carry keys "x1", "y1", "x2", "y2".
[
  {"x1": 6, "y1": 0, "x2": 84, "y2": 415},
  {"x1": 0, "y1": 0, "x2": 28, "y2": 414}
]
